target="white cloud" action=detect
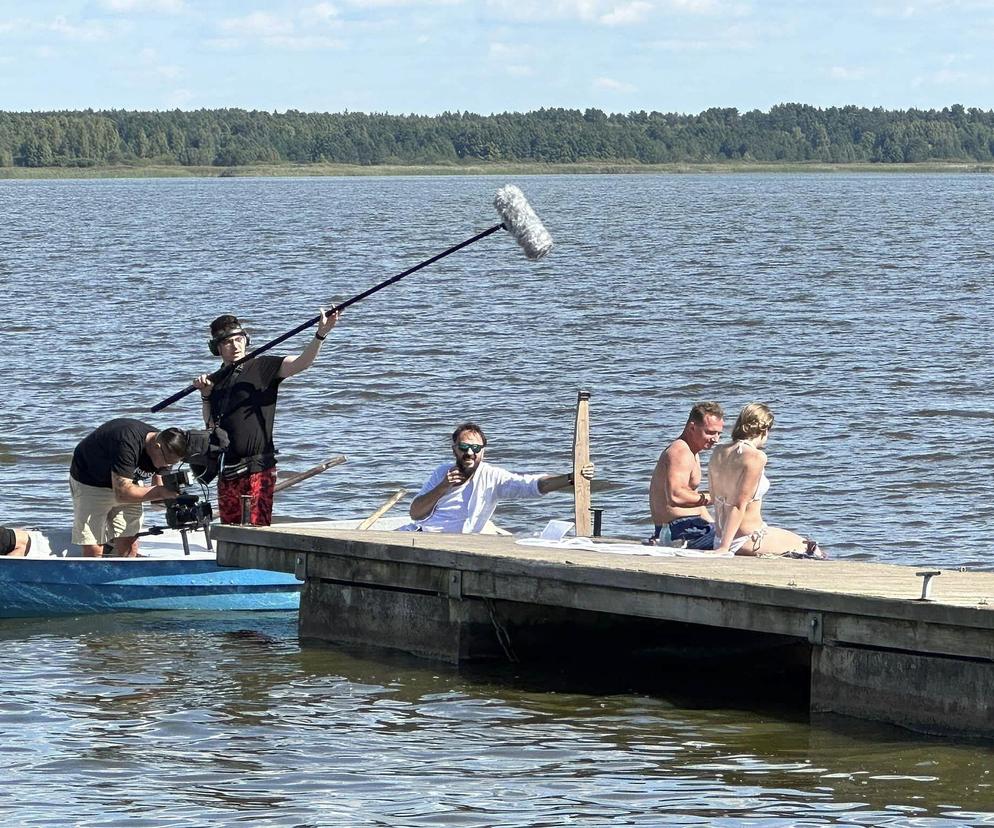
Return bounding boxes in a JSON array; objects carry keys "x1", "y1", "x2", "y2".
[
  {"x1": 220, "y1": 11, "x2": 294, "y2": 37},
  {"x1": 204, "y1": 37, "x2": 241, "y2": 50},
  {"x1": 344, "y1": 0, "x2": 462, "y2": 6},
  {"x1": 217, "y1": 7, "x2": 344, "y2": 49},
  {"x1": 593, "y1": 76, "x2": 636, "y2": 92},
  {"x1": 650, "y1": 38, "x2": 710, "y2": 50},
  {"x1": 830, "y1": 65, "x2": 868, "y2": 80},
  {"x1": 649, "y1": 21, "x2": 760, "y2": 50},
  {"x1": 485, "y1": 0, "x2": 746, "y2": 23},
  {"x1": 489, "y1": 41, "x2": 526, "y2": 60},
  {"x1": 265, "y1": 34, "x2": 345, "y2": 49},
  {"x1": 138, "y1": 47, "x2": 183, "y2": 80},
  {"x1": 600, "y1": 2, "x2": 653, "y2": 25},
  {"x1": 911, "y1": 68, "x2": 973, "y2": 88},
  {"x1": 481, "y1": 0, "x2": 623, "y2": 24},
  {"x1": 868, "y1": 0, "x2": 964, "y2": 18},
  {"x1": 165, "y1": 88, "x2": 194, "y2": 107},
  {"x1": 49, "y1": 15, "x2": 114, "y2": 40},
  {"x1": 867, "y1": 0, "x2": 994, "y2": 18},
  {"x1": 489, "y1": 41, "x2": 535, "y2": 77},
  {"x1": 300, "y1": 3, "x2": 341, "y2": 24},
  {"x1": 941, "y1": 51, "x2": 971, "y2": 65},
  {"x1": 99, "y1": 0, "x2": 186, "y2": 13},
  {"x1": 662, "y1": 0, "x2": 718, "y2": 11},
  {"x1": 931, "y1": 68, "x2": 970, "y2": 83}
]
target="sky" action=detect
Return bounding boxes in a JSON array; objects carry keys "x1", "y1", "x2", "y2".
[{"x1": 1, "y1": 0, "x2": 993, "y2": 115}]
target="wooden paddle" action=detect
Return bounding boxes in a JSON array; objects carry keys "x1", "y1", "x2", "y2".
[
  {"x1": 358, "y1": 488, "x2": 408, "y2": 530},
  {"x1": 273, "y1": 455, "x2": 347, "y2": 493},
  {"x1": 573, "y1": 390, "x2": 592, "y2": 537}
]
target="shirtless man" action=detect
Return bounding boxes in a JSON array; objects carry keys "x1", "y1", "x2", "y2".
[{"x1": 647, "y1": 402, "x2": 724, "y2": 548}]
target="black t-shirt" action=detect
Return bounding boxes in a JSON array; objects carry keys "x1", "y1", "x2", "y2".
[
  {"x1": 70, "y1": 418, "x2": 159, "y2": 488},
  {"x1": 209, "y1": 355, "x2": 285, "y2": 465}
]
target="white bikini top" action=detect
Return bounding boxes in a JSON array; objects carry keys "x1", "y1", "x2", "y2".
[
  {"x1": 752, "y1": 472, "x2": 771, "y2": 502},
  {"x1": 725, "y1": 439, "x2": 771, "y2": 503}
]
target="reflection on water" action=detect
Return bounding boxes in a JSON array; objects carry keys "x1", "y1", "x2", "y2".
[{"x1": 2, "y1": 612, "x2": 993, "y2": 826}]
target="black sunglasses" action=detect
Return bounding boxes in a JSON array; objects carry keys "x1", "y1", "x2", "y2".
[{"x1": 457, "y1": 442, "x2": 484, "y2": 454}]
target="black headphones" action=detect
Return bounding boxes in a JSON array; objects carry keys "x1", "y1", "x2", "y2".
[{"x1": 208, "y1": 327, "x2": 250, "y2": 357}]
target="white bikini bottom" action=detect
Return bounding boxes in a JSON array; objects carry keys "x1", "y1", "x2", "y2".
[{"x1": 726, "y1": 524, "x2": 768, "y2": 554}]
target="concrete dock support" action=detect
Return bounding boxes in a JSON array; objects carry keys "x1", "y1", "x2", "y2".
[{"x1": 811, "y1": 643, "x2": 994, "y2": 737}]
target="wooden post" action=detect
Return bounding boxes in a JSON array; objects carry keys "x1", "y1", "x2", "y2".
[
  {"x1": 358, "y1": 489, "x2": 408, "y2": 530},
  {"x1": 573, "y1": 390, "x2": 592, "y2": 537}
]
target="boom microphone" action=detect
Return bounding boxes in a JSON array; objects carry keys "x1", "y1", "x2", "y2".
[
  {"x1": 151, "y1": 185, "x2": 554, "y2": 413},
  {"x1": 493, "y1": 184, "x2": 554, "y2": 260}
]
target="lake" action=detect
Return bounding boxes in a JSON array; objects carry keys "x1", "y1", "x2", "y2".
[{"x1": 2, "y1": 173, "x2": 993, "y2": 824}]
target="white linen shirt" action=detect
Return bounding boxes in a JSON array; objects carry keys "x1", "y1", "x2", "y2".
[{"x1": 400, "y1": 461, "x2": 546, "y2": 533}]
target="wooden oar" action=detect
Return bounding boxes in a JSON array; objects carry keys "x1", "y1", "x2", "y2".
[
  {"x1": 357, "y1": 488, "x2": 408, "y2": 530},
  {"x1": 572, "y1": 390, "x2": 592, "y2": 537},
  {"x1": 273, "y1": 455, "x2": 347, "y2": 493}
]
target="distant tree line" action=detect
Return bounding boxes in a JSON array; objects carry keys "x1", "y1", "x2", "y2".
[{"x1": 2, "y1": 104, "x2": 994, "y2": 168}]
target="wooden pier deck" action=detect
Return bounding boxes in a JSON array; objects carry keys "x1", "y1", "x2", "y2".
[{"x1": 215, "y1": 524, "x2": 994, "y2": 739}]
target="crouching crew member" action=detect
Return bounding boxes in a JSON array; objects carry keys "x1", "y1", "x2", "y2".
[
  {"x1": 193, "y1": 309, "x2": 340, "y2": 526},
  {"x1": 70, "y1": 419, "x2": 190, "y2": 557}
]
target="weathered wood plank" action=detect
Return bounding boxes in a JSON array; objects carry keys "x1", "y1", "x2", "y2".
[{"x1": 573, "y1": 391, "x2": 592, "y2": 537}]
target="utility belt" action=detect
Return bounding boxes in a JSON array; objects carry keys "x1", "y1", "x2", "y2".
[{"x1": 220, "y1": 451, "x2": 278, "y2": 481}]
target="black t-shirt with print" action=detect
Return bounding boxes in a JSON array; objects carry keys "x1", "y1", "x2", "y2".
[
  {"x1": 69, "y1": 418, "x2": 159, "y2": 488},
  {"x1": 209, "y1": 355, "x2": 285, "y2": 465}
]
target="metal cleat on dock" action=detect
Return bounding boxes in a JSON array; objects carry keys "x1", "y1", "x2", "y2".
[{"x1": 915, "y1": 570, "x2": 941, "y2": 601}]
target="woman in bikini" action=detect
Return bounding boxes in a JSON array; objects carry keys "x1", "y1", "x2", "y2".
[{"x1": 708, "y1": 403, "x2": 823, "y2": 557}]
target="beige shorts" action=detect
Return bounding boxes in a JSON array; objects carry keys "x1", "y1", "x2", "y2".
[{"x1": 70, "y1": 476, "x2": 143, "y2": 546}]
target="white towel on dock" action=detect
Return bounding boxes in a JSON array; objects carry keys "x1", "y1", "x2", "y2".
[{"x1": 515, "y1": 536, "x2": 733, "y2": 558}]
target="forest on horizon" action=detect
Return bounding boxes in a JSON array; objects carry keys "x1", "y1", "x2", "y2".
[{"x1": 2, "y1": 103, "x2": 994, "y2": 169}]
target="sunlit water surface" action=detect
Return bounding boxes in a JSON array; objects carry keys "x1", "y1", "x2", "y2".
[{"x1": 3, "y1": 611, "x2": 994, "y2": 827}]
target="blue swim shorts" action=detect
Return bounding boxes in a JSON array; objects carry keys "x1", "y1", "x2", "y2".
[{"x1": 667, "y1": 516, "x2": 716, "y2": 550}]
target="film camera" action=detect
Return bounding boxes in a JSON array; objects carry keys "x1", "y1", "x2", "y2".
[{"x1": 161, "y1": 468, "x2": 213, "y2": 531}]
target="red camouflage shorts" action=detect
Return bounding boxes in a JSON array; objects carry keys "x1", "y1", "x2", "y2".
[{"x1": 218, "y1": 468, "x2": 277, "y2": 526}]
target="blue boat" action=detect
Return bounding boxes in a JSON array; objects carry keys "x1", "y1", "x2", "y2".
[{"x1": 0, "y1": 527, "x2": 301, "y2": 618}]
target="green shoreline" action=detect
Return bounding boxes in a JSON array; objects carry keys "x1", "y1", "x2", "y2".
[{"x1": 2, "y1": 160, "x2": 993, "y2": 179}]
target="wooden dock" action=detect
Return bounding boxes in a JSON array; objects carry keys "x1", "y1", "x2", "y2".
[{"x1": 215, "y1": 524, "x2": 994, "y2": 738}]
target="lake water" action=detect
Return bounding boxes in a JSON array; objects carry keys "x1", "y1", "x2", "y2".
[{"x1": 2, "y1": 174, "x2": 994, "y2": 824}]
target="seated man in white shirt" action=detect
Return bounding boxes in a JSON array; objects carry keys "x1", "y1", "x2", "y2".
[{"x1": 399, "y1": 422, "x2": 595, "y2": 533}]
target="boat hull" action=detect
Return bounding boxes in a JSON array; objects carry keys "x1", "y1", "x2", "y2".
[{"x1": 0, "y1": 557, "x2": 301, "y2": 618}]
